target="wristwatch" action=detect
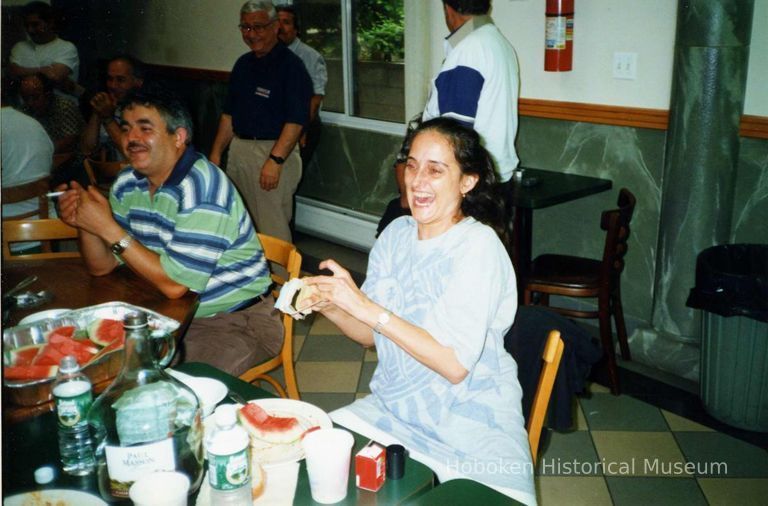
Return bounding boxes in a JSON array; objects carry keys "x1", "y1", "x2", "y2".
[
  {"x1": 269, "y1": 153, "x2": 285, "y2": 165},
  {"x1": 373, "y1": 310, "x2": 392, "y2": 334},
  {"x1": 110, "y1": 235, "x2": 133, "y2": 255}
]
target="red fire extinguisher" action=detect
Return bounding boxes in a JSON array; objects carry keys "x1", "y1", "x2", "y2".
[{"x1": 545, "y1": 0, "x2": 574, "y2": 71}]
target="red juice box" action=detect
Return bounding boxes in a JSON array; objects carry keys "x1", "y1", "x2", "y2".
[{"x1": 355, "y1": 440, "x2": 386, "y2": 492}]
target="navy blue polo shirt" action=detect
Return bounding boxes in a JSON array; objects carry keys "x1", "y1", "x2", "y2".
[{"x1": 224, "y1": 43, "x2": 312, "y2": 139}]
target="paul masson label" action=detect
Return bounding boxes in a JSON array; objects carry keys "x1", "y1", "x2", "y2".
[
  {"x1": 208, "y1": 449, "x2": 249, "y2": 490},
  {"x1": 104, "y1": 438, "x2": 176, "y2": 497},
  {"x1": 53, "y1": 381, "x2": 92, "y2": 427}
]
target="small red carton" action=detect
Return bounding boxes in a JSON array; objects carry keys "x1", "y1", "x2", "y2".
[{"x1": 355, "y1": 441, "x2": 386, "y2": 492}]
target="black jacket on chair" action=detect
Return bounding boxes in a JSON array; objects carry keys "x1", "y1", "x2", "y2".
[{"x1": 505, "y1": 305, "x2": 602, "y2": 431}]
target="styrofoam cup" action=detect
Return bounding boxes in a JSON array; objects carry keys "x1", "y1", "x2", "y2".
[
  {"x1": 129, "y1": 471, "x2": 190, "y2": 506},
  {"x1": 302, "y1": 428, "x2": 354, "y2": 504}
]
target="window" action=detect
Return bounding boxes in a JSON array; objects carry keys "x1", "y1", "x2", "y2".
[{"x1": 300, "y1": 0, "x2": 405, "y2": 128}]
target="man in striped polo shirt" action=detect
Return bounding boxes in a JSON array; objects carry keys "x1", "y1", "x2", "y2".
[{"x1": 57, "y1": 87, "x2": 282, "y2": 376}]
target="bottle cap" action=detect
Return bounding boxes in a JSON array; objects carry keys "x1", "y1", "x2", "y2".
[
  {"x1": 214, "y1": 404, "x2": 237, "y2": 428},
  {"x1": 58, "y1": 355, "x2": 79, "y2": 374},
  {"x1": 34, "y1": 465, "x2": 55, "y2": 484},
  {"x1": 386, "y1": 444, "x2": 405, "y2": 480},
  {"x1": 124, "y1": 311, "x2": 148, "y2": 329}
]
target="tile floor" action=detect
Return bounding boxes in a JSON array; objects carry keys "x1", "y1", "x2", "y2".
[{"x1": 257, "y1": 233, "x2": 768, "y2": 505}]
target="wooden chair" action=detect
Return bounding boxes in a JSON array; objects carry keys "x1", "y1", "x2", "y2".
[
  {"x1": 83, "y1": 157, "x2": 127, "y2": 192},
  {"x1": 527, "y1": 330, "x2": 565, "y2": 463},
  {"x1": 524, "y1": 188, "x2": 636, "y2": 395},
  {"x1": 2, "y1": 218, "x2": 80, "y2": 262},
  {"x1": 238, "y1": 233, "x2": 303, "y2": 399},
  {"x1": 1, "y1": 176, "x2": 51, "y2": 221}
]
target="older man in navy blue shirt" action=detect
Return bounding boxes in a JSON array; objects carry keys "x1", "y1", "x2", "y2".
[{"x1": 210, "y1": 0, "x2": 312, "y2": 244}]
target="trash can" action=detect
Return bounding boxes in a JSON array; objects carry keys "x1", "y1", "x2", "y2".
[{"x1": 687, "y1": 244, "x2": 768, "y2": 432}]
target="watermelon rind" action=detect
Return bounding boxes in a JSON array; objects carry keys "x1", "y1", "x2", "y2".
[
  {"x1": 238, "y1": 404, "x2": 304, "y2": 444},
  {"x1": 10, "y1": 344, "x2": 45, "y2": 367},
  {"x1": 88, "y1": 318, "x2": 125, "y2": 347}
]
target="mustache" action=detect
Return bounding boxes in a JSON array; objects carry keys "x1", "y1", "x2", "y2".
[{"x1": 126, "y1": 142, "x2": 148, "y2": 151}]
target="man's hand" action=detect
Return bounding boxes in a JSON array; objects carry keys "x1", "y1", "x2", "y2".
[
  {"x1": 56, "y1": 183, "x2": 81, "y2": 227},
  {"x1": 57, "y1": 182, "x2": 119, "y2": 238},
  {"x1": 260, "y1": 158, "x2": 282, "y2": 191},
  {"x1": 90, "y1": 92, "x2": 118, "y2": 120}
]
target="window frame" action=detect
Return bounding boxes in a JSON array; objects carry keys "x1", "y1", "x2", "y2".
[{"x1": 317, "y1": 0, "x2": 405, "y2": 134}]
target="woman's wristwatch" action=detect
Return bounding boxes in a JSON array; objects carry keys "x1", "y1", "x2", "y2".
[{"x1": 373, "y1": 309, "x2": 392, "y2": 334}]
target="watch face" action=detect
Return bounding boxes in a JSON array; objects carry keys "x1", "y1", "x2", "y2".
[{"x1": 111, "y1": 243, "x2": 124, "y2": 254}]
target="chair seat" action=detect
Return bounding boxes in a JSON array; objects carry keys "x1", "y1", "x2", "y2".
[{"x1": 528, "y1": 254, "x2": 602, "y2": 289}]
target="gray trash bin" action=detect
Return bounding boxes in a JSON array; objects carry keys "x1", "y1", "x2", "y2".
[{"x1": 687, "y1": 244, "x2": 768, "y2": 432}]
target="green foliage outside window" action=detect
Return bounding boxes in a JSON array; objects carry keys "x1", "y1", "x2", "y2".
[{"x1": 302, "y1": 0, "x2": 403, "y2": 62}]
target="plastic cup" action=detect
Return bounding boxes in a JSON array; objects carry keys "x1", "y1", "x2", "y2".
[
  {"x1": 302, "y1": 428, "x2": 355, "y2": 504},
  {"x1": 129, "y1": 471, "x2": 190, "y2": 506}
]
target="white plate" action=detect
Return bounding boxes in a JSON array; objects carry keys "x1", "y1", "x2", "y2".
[
  {"x1": 241, "y1": 398, "x2": 333, "y2": 465},
  {"x1": 4, "y1": 489, "x2": 107, "y2": 506},
  {"x1": 18, "y1": 308, "x2": 72, "y2": 325}
]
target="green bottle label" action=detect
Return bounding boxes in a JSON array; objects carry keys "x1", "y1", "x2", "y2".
[
  {"x1": 54, "y1": 382, "x2": 92, "y2": 428},
  {"x1": 208, "y1": 448, "x2": 250, "y2": 490}
]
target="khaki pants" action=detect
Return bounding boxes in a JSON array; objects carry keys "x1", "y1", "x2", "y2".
[
  {"x1": 228, "y1": 138, "x2": 302, "y2": 245},
  {"x1": 174, "y1": 295, "x2": 284, "y2": 377}
]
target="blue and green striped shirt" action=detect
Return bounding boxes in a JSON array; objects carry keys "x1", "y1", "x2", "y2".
[{"x1": 110, "y1": 147, "x2": 271, "y2": 317}]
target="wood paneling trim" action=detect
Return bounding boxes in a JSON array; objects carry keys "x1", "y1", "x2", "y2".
[
  {"x1": 144, "y1": 64, "x2": 768, "y2": 138},
  {"x1": 740, "y1": 115, "x2": 768, "y2": 139},
  {"x1": 519, "y1": 98, "x2": 669, "y2": 130},
  {"x1": 147, "y1": 63, "x2": 230, "y2": 83}
]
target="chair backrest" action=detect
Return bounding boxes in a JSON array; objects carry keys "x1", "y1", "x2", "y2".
[
  {"x1": 238, "y1": 233, "x2": 302, "y2": 399},
  {"x1": 83, "y1": 158, "x2": 127, "y2": 190},
  {"x1": 2, "y1": 218, "x2": 80, "y2": 262},
  {"x1": 526, "y1": 329, "x2": 565, "y2": 463},
  {"x1": 599, "y1": 188, "x2": 636, "y2": 283},
  {"x1": 1, "y1": 176, "x2": 51, "y2": 221}
]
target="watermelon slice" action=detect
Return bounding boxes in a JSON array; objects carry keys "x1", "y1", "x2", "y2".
[
  {"x1": 238, "y1": 403, "x2": 302, "y2": 444},
  {"x1": 4, "y1": 365, "x2": 58, "y2": 380},
  {"x1": 88, "y1": 319, "x2": 125, "y2": 347},
  {"x1": 46, "y1": 326, "x2": 76, "y2": 341},
  {"x1": 31, "y1": 334, "x2": 99, "y2": 367},
  {"x1": 10, "y1": 344, "x2": 45, "y2": 367}
]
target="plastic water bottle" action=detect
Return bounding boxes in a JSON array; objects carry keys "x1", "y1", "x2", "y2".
[
  {"x1": 206, "y1": 404, "x2": 252, "y2": 505},
  {"x1": 53, "y1": 355, "x2": 95, "y2": 475}
]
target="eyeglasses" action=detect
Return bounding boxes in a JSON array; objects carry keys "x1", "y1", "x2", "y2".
[{"x1": 238, "y1": 20, "x2": 275, "y2": 33}]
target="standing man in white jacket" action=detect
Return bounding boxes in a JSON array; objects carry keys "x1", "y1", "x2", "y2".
[{"x1": 423, "y1": 0, "x2": 520, "y2": 186}]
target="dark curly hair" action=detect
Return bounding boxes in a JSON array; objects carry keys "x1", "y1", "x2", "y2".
[
  {"x1": 120, "y1": 85, "x2": 194, "y2": 145},
  {"x1": 403, "y1": 117, "x2": 508, "y2": 245}
]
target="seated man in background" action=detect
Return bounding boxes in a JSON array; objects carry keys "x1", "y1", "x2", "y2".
[
  {"x1": 80, "y1": 54, "x2": 145, "y2": 161},
  {"x1": 57, "y1": 87, "x2": 283, "y2": 376},
  {"x1": 19, "y1": 73, "x2": 84, "y2": 154},
  {"x1": 9, "y1": 1, "x2": 82, "y2": 101},
  {"x1": 1, "y1": 83, "x2": 54, "y2": 252}
]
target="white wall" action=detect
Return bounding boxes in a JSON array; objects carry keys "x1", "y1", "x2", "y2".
[
  {"x1": 112, "y1": 0, "x2": 766, "y2": 117},
  {"x1": 426, "y1": 0, "x2": 766, "y2": 115}
]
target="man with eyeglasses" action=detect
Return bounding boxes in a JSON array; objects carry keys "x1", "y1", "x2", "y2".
[{"x1": 210, "y1": 0, "x2": 312, "y2": 246}]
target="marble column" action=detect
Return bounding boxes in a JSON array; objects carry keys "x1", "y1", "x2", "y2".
[{"x1": 651, "y1": 0, "x2": 754, "y2": 341}]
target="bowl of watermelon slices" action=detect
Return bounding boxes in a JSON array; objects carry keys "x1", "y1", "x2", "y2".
[{"x1": 3, "y1": 302, "x2": 180, "y2": 406}]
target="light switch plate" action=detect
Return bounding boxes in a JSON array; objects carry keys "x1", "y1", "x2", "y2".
[{"x1": 613, "y1": 52, "x2": 638, "y2": 80}]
